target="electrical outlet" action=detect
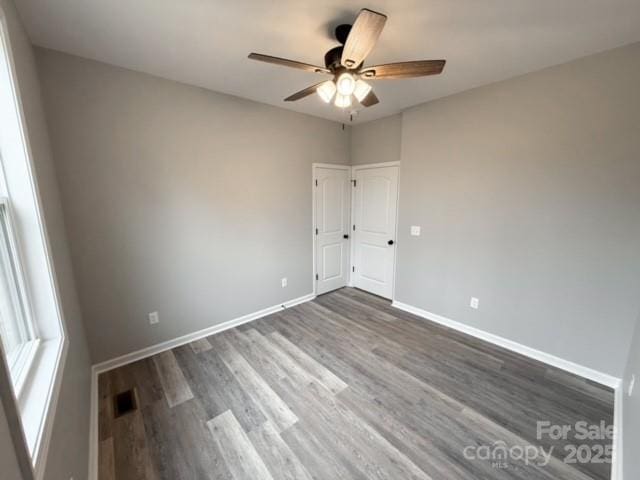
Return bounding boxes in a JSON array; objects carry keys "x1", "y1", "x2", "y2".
[
  {"x1": 629, "y1": 374, "x2": 636, "y2": 397},
  {"x1": 148, "y1": 311, "x2": 159, "y2": 325},
  {"x1": 281, "y1": 277, "x2": 287, "y2": 288},
  {"x1": 410, "y1": 225, "x2": 421, "y2": 236},
  {"x1": 470, "y1": 297, "x2": 479, "y2": 309}
]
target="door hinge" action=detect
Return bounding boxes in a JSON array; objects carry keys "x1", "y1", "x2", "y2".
[
  {"x1": 315, "y1": 179, "x2": 318, "y2": 186},
  {"x1": 315, "y1": 228, "x2": 318, "y2": 235},
  {"x1": 353, "y1": 224, "x2": 355, "y2": 231},
  {"x1": 352, "y1": 266, "x2": 355, "y2": 273},
  {"x1": 315, "y1": 273, "x2": 319, "y2": 280},
  {"x1": 352, "y1": 179, "x2": 357, "y2": 187}
]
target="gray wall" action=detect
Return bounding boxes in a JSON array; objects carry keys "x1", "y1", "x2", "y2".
[
  {"x1": 35, "y1": 48, "x2": 351, "y2": 363},
  {"x1": 395, "y1": 42, "x2": 640, "y2": 377},
  {"x1": 0, "y1": 0, "x2": 91, "y2": 479},
  {"x1": 623, "y1": 311, "x2": 640, "y2": 479},
  {"x1": 350, "y1": 114, "x2": 402, "y2": 166},
  {"x1": 0, "y1": 402, "x2": 24, "y2": 480}
]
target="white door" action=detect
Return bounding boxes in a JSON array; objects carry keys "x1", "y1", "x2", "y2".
[
  {"x1": 353, "y1": 165, "x2": 399, "y2": 299},
  {"x1": 315, "y1": 166, "x2": 350, "y2": 295}
]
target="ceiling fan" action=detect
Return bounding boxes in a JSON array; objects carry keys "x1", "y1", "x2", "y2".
[{"x1": 248, "y1": 8, "x2": 446, "y2": 110}]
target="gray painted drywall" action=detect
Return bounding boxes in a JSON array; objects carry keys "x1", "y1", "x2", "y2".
[
  {"x1": 623, "y1": 311, "x2": 640, "y2": 478},
  {"x1": 350, "y1": 114, "x2": 402, "y2": 166},
  {"x1": 0, "y1": 402, "x2": 24, "y2": 480},
  {"x1": 395, "y1": 42, "x2": 640, "y2": 377},
  {"x1": 35, "y1": 48, "x2": 351, "y2": 363},
  {"x1": 0, "y1": 1, "x2": 91, "y2": 479}
]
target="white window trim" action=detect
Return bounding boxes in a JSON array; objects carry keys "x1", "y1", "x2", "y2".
[
  {"x1": 0, "y1": 196, "x2": 40, "y2": 393},
  {"x1": 18, "y1": 337, "x2": 67, "y2": 476},
  {"x1": 6, "y1": 337, "x2": 40, "y2": 394},
  {"x1": 0, "y1": 8, "x2": 69, "y2": 480}
]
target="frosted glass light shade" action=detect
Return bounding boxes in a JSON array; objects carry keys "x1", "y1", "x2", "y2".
[
  {"x1": 334, "y1": 93, "x2": 352, "y2": 108},
  {"x1": 336, "y1": 73, "x2": 356, "y2": 96},
  {"x1": 353, "y1": 79, "x2": 372, "y2": 102},
  {"x1": 316, "y1": 81, "x2": 336, "y2": 103}
]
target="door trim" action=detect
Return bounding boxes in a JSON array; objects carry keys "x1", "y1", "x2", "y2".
[
  {"x1": 351, "y1": 161, "x2": 400, "y2": 170},
  {"x1": 349, "y1": 162, "x2": 401, "y2": 298},
  {"x1": 312, "y1": 163, "x2": 351, "y2": 296}
]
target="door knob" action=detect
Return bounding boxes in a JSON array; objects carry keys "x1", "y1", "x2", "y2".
[{"x1": 388, "y1": 240, "x2": 394, "y2": 245}]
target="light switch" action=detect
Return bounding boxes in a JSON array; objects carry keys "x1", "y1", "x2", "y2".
[{"x1": 410, "y1": 225, "x2": 421, "y2": 236}]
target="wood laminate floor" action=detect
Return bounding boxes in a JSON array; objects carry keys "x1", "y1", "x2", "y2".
[{"x1": 98, "y1": 288, "x2": 614, "y2": 480}]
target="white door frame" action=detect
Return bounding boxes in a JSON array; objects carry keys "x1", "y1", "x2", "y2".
[
  {"x1": 349, "y1": 161, "x2": 401, "y2": 299},
  {"x1": 312, "y1": 163, "x2": 351, "y2": 296}
]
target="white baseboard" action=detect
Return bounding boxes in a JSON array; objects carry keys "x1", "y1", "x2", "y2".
[
  {"x1": 87, "y1": 292, "x2": 315, "y2": 480},
  {"x1": 391, "y1": 300, "x2": 621, "y2": 389}
]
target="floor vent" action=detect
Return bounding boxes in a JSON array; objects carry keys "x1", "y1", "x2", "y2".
[{"x1": 113, "y1": 388, "x2": 138, "y2": 418}]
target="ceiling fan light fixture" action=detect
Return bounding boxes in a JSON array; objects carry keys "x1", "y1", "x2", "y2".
[
  {"x1": 249, "y1": 9, "x2": 445, "y2": 111},
  {"x1": 334, "y1": 93, "x2": 352, "y2": 108},
  {"x1": 336, "y1": 73, "x2": 356, "y2": 96},
  {"x1": 316, "y1": 81, "x2": 337, "y2": 103},
  {"x1": 353, "y1": 79, "x2": 372, "y2": 102}
]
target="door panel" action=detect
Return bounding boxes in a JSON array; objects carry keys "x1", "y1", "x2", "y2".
[
  {"x1": 359, "y1": 243, "x2": 387, "y2": 283},
  {"x1": 353, "y1": 166, "x2": 398, "y2": 299},
  {"x1": 321, "y1": 179, "x2": 343, "y2": 233},
  {"x1": 361, "y1": 177, "x2": 391, "y2": 233},
  {"x1": 322, "y1": 243, "x2": 343, "y2": 280},
  {"x1": 315, "y1": 167, "x2": 350, "y2": 294}
]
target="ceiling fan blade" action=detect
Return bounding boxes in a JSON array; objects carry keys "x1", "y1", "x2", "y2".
[
  {"x1": 360, "y1": 60, "x2": 446, "y2": 79},
  {"x1": 360, "y1": 90, "x2": 379, "y2": 107},
  {"x1": 284, "y1": 82, "x2": 326, "y2": 102},
  {"x1": 248, "y1": 53, "x2": 331, "y2": 74},
  {"x1": 341, "y1": 9, "x2": 387, "y2": 69}
]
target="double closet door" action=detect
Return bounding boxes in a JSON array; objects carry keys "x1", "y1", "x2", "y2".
[{"x1": 315, "y1": 163, "x2": 399, "y2": 300}]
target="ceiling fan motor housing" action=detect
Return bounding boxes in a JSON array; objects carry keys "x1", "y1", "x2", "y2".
[
  {"x1": 324, "y1": 46, "x2": 344, "y2": 71},
  {"x1": 325, "y1": 47, "x2": 363, "y2": 73},
  {"x1": 335, "y1": 24, "x2": 352, "y2": 44}
]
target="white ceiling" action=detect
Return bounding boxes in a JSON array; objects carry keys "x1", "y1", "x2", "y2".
[{"x1": 14, "y1": 0, "x2": 640, "y2": 124}]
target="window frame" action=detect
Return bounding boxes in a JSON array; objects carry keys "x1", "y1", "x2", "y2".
[
  {"x1": 0, "y1": 7, "x2": 69, "y2": 480},
  {"x1": 0, "y1": 195, "x2": 41, "y2": 393}
]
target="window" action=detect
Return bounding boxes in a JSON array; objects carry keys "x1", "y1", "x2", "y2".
[
  {"x1": 0, "y1": 197, "x2": 39, "y2": 390},
  {"x1": 0, "y1": 8, "x2": 68, "y2": 478}
]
